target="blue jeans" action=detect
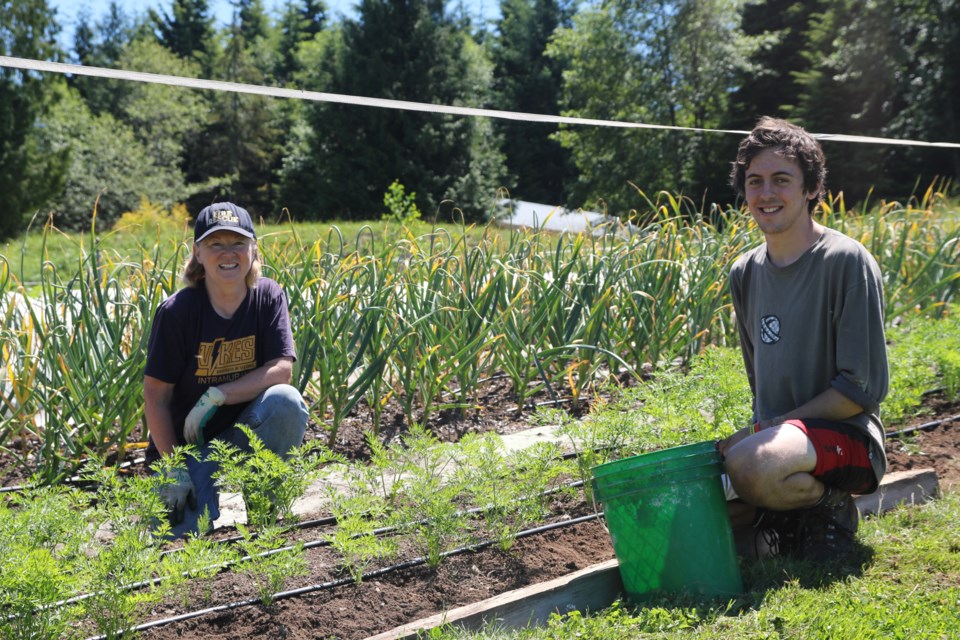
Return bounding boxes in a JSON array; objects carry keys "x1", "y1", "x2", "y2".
[{"x1": 170, "y1": 384, "x2": 308, "y2": 538}]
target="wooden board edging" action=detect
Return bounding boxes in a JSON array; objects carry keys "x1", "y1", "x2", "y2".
[
  {"x1": 364, "y1": 558, "x2": 623, "y2": 640},
  {"x1": 855, "y1": 467, "x2": 939, "y2": 517},
  {"x1": 366, "y1": 467, "x2": 940, "y2": 640}
]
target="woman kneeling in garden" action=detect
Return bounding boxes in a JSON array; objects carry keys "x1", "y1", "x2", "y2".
[{"x1": 143, "y1": 202, "x2": 308, "y2": 537}]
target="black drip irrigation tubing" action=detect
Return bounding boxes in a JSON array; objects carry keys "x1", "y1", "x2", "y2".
[
  {"x1": 885, "y1": 412, "x2": 960, "y2": 440},
  {"x1": 84, "y1": 512, "x2": 604, "y2": 640},
  {"x1": 31, "y1": 477, "x2": 589, "y2": 619},
  {"x1": 0, "y1": 455, "x2": 147, "y2": 494}
]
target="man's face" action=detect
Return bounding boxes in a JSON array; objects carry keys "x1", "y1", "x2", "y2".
[{"x1": 744, "y1": 147, "x2": 818, "y2": 239}]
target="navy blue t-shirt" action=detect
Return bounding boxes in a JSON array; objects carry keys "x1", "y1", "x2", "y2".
[{"x1": 144, "y1": 277, "x2": 296, "y2": 461}]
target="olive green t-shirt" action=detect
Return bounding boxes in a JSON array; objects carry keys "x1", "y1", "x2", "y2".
[{"x1": 729, "y1": 227, "x2": 889, "y2": 483}]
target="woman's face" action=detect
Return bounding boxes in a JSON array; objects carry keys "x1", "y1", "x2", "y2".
[{"x1": 194, "y1": 230, "x2": 255, "y2": 288}]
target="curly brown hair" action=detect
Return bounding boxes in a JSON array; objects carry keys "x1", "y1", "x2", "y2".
[{"x1": 730, "y1": 117, "x2": 827, "y2": 214}]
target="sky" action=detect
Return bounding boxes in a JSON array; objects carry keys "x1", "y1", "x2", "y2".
[{"x1": 50, "y1": 0, "x2": 503, "y2": 51}]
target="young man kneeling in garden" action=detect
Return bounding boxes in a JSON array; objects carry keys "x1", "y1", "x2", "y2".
[{"x1": 717, "y1": 117, "x2": 889, "y2": 561}]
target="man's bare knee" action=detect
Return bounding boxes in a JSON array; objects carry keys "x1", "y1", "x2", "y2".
[{"x1": 724, "y1": 449, "x2": 769, "y2": 506}]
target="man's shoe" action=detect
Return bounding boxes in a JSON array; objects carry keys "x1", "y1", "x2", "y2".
[
  {"x1": 797, "y1": 490, "x2": 859, "y2": 561},
  {"x1": 751, "y1": 508, "x2": 803, "y2": 558}
]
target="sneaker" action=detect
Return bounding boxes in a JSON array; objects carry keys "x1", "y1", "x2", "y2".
[
  {"x1": 751, "y1": 508, "x2": 804, "y2": 558},
  {"x1": 797, "y1": 490, "x2": 859, "y2": 561}
]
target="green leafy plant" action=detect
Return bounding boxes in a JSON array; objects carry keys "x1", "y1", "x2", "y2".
[
  {"x1": 77, "y1": 463, "x2": 171, "y2": 640},
  {"x1": 460, "y1": 434, "x2": 570, "y2": 551},
  {"x1": 884, "y1": 311, "x2": 952, "y2": 423},
  {"x1": 159, "y1": 510, "x2": 239, "y2": 607},
  {"x1": 0, "y1": 546, "x2": 78, "y2": 639},
  {"x1": 388, "y1": 426, "x2": 474, "y2": 568},
  {"x1": 209, "y1": 425, "x2": 337, "y2": 528},
  {"x1": 381, "y1": 180, "x2": 422, "y2": 224},
  {"x1": 557, "y1": 347, "x2": 751, "y2": 495},
  {"x1": 235, "y1": 523, "x2": 308, "y2": 606},
  {"x1": 937, "y1": 349, "x2": 960, "y2": 400},
  {"x1": 327, "y1": 511, "x2": 397, "y2": 585},
  {"x1": 323, "y1": 459, "x2": 398, "y2": 584},
  {"x1": 0, "y1": 482, "x2": 88, "y2": 639},
  {"x1": 928, "y1": 308, "x2": 960, "y2": 400}
]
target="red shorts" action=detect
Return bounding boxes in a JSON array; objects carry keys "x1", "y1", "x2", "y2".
[{"x1": 784, "y1": 418, "x2": 878, "y2": 494}]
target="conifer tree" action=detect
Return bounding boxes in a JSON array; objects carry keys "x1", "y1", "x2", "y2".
[
  {"x1": 491, "y1": 0, "x2": 575, "y2": 205},
  {"x1": 276, "y1": 0, "x2": 327, "y2": 83},
  {"x1": 303, "y1": 0, "x2": 505, "y2": 220},
  {"x1": 152, "y1": 0, "x2": 214, "y2": 64}
]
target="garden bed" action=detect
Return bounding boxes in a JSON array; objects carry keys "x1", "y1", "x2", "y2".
[
  {"x1": 3, "y1": 376, "x2": 957, "y2": 640},
  {"x1": 122, "y1": 396, "x2": 960, "y2": 639},
  {"x1": 134, "y1": 503, "x2": 614, "y2": 640}
]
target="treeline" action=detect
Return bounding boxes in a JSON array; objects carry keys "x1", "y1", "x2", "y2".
[{"x1": 0, "y1": 0, "x2": 957, "y2": 239}]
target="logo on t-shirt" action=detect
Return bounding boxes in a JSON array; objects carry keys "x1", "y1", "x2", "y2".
[
  {"x1": 196, "y1": 335, "x2": 256, "y2": 383},
  {"x1": 760, "y1": 315, "x2": 781, "y2": 344}
]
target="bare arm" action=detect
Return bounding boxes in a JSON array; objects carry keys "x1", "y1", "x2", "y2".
[
  {"x1": 718, "y1": 388, "x2": 863, "y2": 457},
  {"x1": 144, "y1": 357, "x2": 293, "y2": 457},
  {"x1": 143, "y1": 375, "x2": 178, "y2": 457},
  {"x1": 755, "y1": 387, "x2": 863, "y2": 428}
]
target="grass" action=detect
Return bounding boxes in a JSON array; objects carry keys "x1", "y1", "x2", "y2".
[
  {"x1": 1, "y1": 216, "x2": 487, "y2": 286},
  {"x1": 423, "y1": 471, "x2": 960, "y2": 640}
]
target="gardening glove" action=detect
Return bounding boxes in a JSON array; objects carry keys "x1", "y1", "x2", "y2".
[
  {"x1": 184, "y1": 386, "x2": 225, "y2": 446},
  {"x1": 159, "y1": 467, "x2": 197, "y2": 526}
]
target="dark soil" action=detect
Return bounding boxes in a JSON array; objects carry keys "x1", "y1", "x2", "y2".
[
  {"x1": 135, "y1": 500, "x2": 615, "y2": 640},
  {"x1": 140, "y1": 394, "x2": 960, "y2": 639},
  {"x1": 883, "y1": 393, "x2": 960, "y2": 490}
]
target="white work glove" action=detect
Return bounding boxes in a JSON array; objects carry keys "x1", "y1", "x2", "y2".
[
  {"x1": 159, "y1": 467, "x2": 197, "y2": 526},
  {"x1": 183, "y1": 386, "x2": 225, "y2": 446}
]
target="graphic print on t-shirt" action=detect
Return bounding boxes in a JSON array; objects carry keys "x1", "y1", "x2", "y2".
[
  {"x1": 760, "y1": 315, "x2": 781, "y2": 345},
  {"x1": 196, "y1": 335, "x2": 256, "y2": 384}
]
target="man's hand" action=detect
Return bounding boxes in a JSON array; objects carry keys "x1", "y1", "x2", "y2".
[
  {"x1": 184, "y1": 387, "x2": 225, "y2": 446},
  {"x1": 716, "y1": 424, "x2": 755, "y2": 459},
  {"x1": 158, "y1": 467, "x2": 197, "y2": 526}
]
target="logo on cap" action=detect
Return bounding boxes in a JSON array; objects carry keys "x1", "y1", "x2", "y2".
[
  {"x1": 211, "y1": 209, "x2": 241, "y2": 225},
  {"x1": 195, "y1": 202, "x2": 256, "y2": 242}
]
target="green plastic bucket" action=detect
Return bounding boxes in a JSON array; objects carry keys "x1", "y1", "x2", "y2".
[{"x1": 591, "y1": 441, "x2": 742, "y2": 601}]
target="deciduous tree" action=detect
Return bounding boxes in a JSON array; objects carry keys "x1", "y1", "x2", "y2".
[
  {"x1": 0, "y1": 0, "x2": 66, "y2": 239},
  {"x1": 549, "y1": 0, "x2": 753, "y2": 215},
  {"x1": 39, "y1": 87, "x2": 184, "y2": 230}
]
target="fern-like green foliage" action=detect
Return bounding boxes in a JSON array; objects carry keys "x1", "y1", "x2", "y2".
[
  {"x1": 559, "y1": 346, "x2": 752, "y2": 490},
  {"x1": 209, "y1": 424, "x2": 339, "y2": 528},
  {"x1": 235, "y1": 524, "x2": 308, "y2": 606},
  {"x1": 884, "y1": 306, "x2": 960, "y2": 424}
]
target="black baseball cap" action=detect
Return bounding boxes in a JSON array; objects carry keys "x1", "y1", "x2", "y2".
[{"x1": 194, "y1": 202, "x2": 256, "y2": 243}]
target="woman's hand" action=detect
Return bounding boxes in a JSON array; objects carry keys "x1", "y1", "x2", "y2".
[{"x1": 184, "y1": 386, "x2": 226, "y2": 446}]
